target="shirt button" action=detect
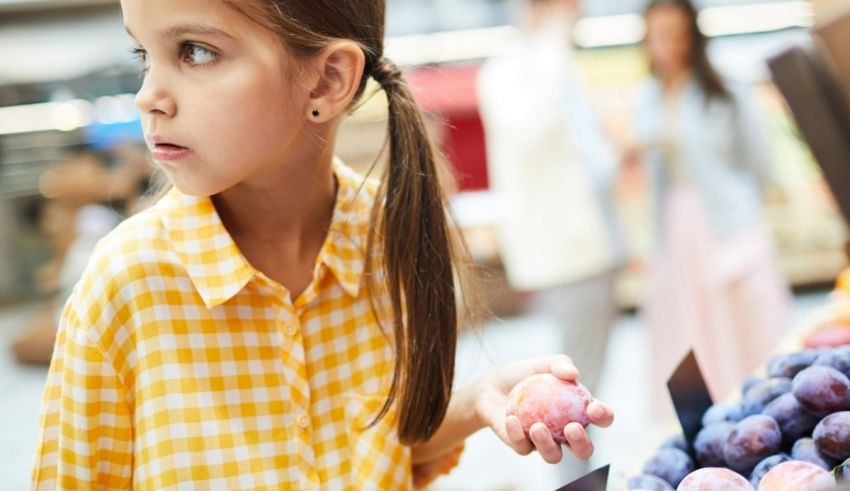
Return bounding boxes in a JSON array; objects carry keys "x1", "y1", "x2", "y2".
[
  {"x1": 297, "y1": 414, "x2": 310, "y2": 429},
  {"x1": 284, "y1": 324, "x2": 299, "y2": 337}
]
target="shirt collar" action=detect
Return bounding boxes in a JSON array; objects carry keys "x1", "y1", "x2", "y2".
[
  {"x1": 320, "y1": 160, "x2": 372, "y2": 298},
  {"x1": 158, "y1": 160, "x2": 371, "y2": 308}
]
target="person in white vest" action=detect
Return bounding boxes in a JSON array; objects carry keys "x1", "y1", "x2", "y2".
[{"x1": 477, "y1": 0, "x2": 625, "y2": 480}]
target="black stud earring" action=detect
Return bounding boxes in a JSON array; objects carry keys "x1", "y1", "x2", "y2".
[{"x1": 312, "y1": 109, "x2": 320, "y2": 118}]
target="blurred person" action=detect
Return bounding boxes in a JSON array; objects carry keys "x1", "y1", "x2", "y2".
[
  {"x1": 12, "y1": 146, "x2": 151, "y2": 365},
  {"x1": 630, "y1": 0, "x2": 791, "y2": 414},
  {"x1": 477, "y1": 0, "x2": 625, "y2": 481}
]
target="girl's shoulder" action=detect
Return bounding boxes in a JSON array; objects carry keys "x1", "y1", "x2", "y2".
[
  {"x1": 88, "y1": 194, "x2": 176, "y2": 268},
  {"x1": 67, "y1": 192, "x2": 185, "y2": 315}
]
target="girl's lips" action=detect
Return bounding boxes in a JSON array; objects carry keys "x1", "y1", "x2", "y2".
[{"x1": 151, "y1": 143, "x2": 191, "y2": 162}]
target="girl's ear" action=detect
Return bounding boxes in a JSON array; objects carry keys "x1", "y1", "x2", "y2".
[{"x1": 305, "y1": 41, "x2": 366, "y2": 123}]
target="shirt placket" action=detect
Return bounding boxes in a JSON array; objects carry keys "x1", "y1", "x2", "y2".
[{"x1": 271, "y1": 290, "x2": 319, "y2": 489}]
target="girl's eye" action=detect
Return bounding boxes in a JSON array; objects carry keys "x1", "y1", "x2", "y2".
[
  {"x1": 181, "y1": 43, "x2": 218, "y2": 66},
  {"x1": 130, "y1": 47, "x2": 150, "y2": 73}
]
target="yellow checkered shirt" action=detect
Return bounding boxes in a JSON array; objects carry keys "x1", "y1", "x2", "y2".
[{"x1": 33, "y1": 162, "x2": 430, "y2": 490}]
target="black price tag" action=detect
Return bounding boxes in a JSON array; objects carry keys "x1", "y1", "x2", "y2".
[
  {"x1": 667, "y1": 350, "x2": 714, "y2": 453},
  {"x1": 555, "y1": 464, "x2": 609, "y2": 491}
]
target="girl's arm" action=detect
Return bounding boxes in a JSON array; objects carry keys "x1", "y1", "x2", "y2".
[
  {"x1": 32, "y1": 306, "x2": 133, "y2": 489},
  {"x1": 411, "y1": 355, "x2": 614, "y2": 466},
  {"x1": 410, "y1": 378, "x2": 485, "y2": 465}
]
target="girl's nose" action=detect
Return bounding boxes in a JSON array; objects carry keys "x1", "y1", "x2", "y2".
[{"x1": 134, "y1": 68, "x2": 176, "y2": 118}]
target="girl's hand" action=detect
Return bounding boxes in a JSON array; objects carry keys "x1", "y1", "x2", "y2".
[{"x1": 474, "y1": 355, "x2": 614, "y2": 464}]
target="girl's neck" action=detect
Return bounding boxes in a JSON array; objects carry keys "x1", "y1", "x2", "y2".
[
  {"x1": 211, "y1": 148, "x2": 337, "y2": 297},
  {"x1": 212, "y1": 148, "x2": 337, "y2": 248}
]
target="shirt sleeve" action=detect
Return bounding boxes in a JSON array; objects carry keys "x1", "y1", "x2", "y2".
[
  {"x1": 411, "y1": 443, "x2": 465, "y2": 490},
  {"x1": 32, "y1": 305, "x2": 133, "y2": 490}
]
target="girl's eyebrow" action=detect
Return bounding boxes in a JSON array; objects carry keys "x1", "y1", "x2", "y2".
[
  {"x1": 124, "y1": 23, "x2": 235, "y2": 41},
  {"x1": 163, "y1": 23, "x2": 235, "y2": 40}
]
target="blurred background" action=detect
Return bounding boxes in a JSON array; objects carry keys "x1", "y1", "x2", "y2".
[{"x1": 1, "y1": 0, "x2": 849, "y2": 489}]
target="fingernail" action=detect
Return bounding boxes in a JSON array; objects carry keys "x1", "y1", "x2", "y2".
[
  {"x1": 568, "y1": 426, "x2": 583, "y2": 441},
  {"x1": 589, "y1": 404, "x2": 604, "y2": 419},
  {"x1": 531, "y1": 426, "x2": 547, "y2": 440}
]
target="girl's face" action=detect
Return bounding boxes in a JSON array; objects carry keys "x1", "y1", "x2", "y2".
[
  {"x1": 122, "y1": 0, "x2": 310, "y2": 197},
  {"x1": 645, "y1": 5, "x2": 693, "y2": 78}
]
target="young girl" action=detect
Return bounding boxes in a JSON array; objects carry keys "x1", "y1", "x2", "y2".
[
  {"x1": 33, "y1": 1, "x2": 613, "y2": 489},
  {"x1": 631, "y1": 0, "x2": 790, "y2": 414}
]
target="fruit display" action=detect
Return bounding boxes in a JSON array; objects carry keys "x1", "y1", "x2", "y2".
[
  {"x1": 627, "y1": 473, "x2": 675, "y2": 490},
  {"x1": 839, "y1": 458, "x2": 850, "y2": 481},
  {"x1": 836, "y1": 269, "x2": 850, "y2": 294},
  {"x1": 762, "y1": 393, "x2": 820, "y2": 444},
  {"x1": 812, "y1": 412, "x2": 850, "y2": 461},
  {"x1": 642, "y1": 448, "x2": 695, "y2": 488},
  {"x1": 756, "y1": 461, "x2": 834, "y2": 490},
  {"x1": 767, "y1": 351, "x2": 819, "y2": 379},
  {"x1": 804, "y1": 325, "x2": 850, "y2": 349},
  {"x1": 749, "y1": 454, "x2": 791, "y2": 489},
  {"x1": 630, "y1": 346, "x2": 850, "y2": 490},
  {"x1": 504, "y1": 373, "x2": 592, "y2": 445},
  {"x1": 792, "y1": 366, "x2": 850, "y2": 417},
  {"x1": 791, "y1": 438, "x2": 837, "y2": 470},
  {"x1": 802, "y1": 269, "x2": 850, "y2": 349},
  {"x1": 676, "y1": 467, "x2": 753, "y2": 490},
  {"x1": 701, "y1": 402, "x2": 742, "y2": 426},
  {"x1": 693, "y1": 422, "x2": 734, "y2": 467},
  {"x1": 741, "y1": 378, "x2": 793, "y2": 417},
  {"x1": 723, "y1": 415, "x2": 783, "y2": 475},
  {"x1": 814, "y1": 347, "x2": 850, "y2": 378}
]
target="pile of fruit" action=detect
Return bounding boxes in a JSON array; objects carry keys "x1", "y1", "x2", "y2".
[
  {"x1": 629, "y1": 347, "x2": 850, "y2": 490},
  {"x1": 803, "y1": 271, "x2": 850, "y2": 349}
]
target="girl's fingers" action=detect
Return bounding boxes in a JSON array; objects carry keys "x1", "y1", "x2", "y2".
[
  {"x1": 529, "y1": 423, "x2": 563, "y2": 464},
  {"x1": 549, "y1": 355, "x2": 580, "y2": 381},
  {"x1": 587, "y1": 401, "x2": 615, "y2": 428},
  {"x1": 563, "y1": 422, "x2": 595, "y2": 460},
  {"x1": 499, "y1": 355, "x2": 579, "y2": 390},
  {"x1": 505, "y1": 415, "x2": 535, "y2": 456}
]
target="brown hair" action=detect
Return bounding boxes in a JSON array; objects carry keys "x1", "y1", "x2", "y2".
[
  {"x1": 645, "y1": 0, "x2": 730, "y2": 101},
  {"x1": 222, "y1": 0, "x2": 465, "y2": 444}
]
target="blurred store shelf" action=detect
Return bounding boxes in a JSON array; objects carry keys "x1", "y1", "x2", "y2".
[{"x1": 0, "y1": 0, "x2": 115, "y2": 14}]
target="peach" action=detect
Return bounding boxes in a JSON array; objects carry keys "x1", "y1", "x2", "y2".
[
  {"x1": 676, "y1": 468, "x2": 754, "y2": 490},
  {"x1": 804, "y1": 324, "x2": 850, "y2": 349},
  {"x1": 505, "y1": 373, "x2": 592, "y2": 444},
  {"x1": 756, "y1": 461, "x2": 835, "y2": 491}
]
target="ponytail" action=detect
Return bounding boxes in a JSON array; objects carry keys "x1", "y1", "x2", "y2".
[{"x1": 365, "y1": 57, "x2": 459, "y2": 444}]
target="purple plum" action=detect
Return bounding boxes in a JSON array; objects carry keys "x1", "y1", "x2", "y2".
[
  {"x1": 792, "y1": 366, "x2": 850, "y2": 417},
  {"x1": 643, "y1": 447, "x2": 695, "y2": 488},
  {"x1": 762, "y1": 393, "x2": 819, "y2": 444},
  {"x1": 723, "y1": 415, "x2": 782, "y2": 474}
]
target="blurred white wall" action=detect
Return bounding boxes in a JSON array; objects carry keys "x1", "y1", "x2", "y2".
[{"x1": 0, "y1": 6, "x2": 129, "y2": 84}]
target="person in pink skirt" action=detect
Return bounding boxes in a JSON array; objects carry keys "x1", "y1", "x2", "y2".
[{"x1": 630, "y1": 0, "x2": 792, "y2": 417}]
